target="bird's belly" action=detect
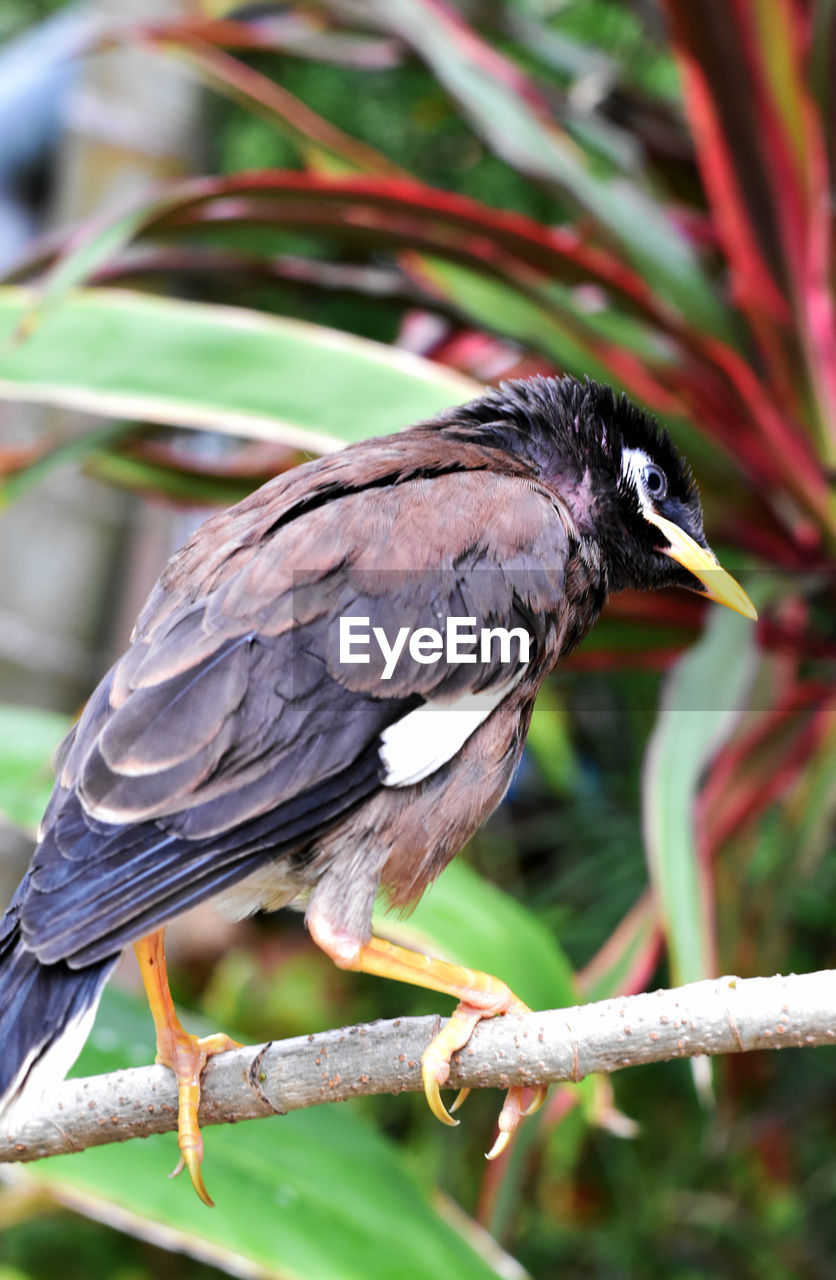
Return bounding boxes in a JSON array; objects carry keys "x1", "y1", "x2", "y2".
[
  {"x1": 215, "y1": 860, "x2": 305, "y2": 921},
  {"x1": 219, "y1": 693, "x2": 532, "y2": 934}
]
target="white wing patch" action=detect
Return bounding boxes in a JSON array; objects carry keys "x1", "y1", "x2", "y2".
[{"x1": 379, "y1": 672, "x2": 524, "y2": 788}]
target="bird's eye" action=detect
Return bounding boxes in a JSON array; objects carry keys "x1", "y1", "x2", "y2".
[{"x1": 642, "y1": 464, "x2": 667, "y2": 500}]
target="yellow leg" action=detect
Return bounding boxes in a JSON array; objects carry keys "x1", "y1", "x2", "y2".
[
  {"x1": 308, "y1": 921, "x2": 547, "y2": 1159},
  {"x1": 134, "y1": 930, "x2": 240, "y2": 1206}
]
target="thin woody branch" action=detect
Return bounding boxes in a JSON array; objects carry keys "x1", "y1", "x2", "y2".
[{"x1": 2, "y1": 970, "x2": 833, "y2": 1165}]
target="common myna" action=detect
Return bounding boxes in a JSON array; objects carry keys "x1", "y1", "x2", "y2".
[{"x1": 0, "y1": 376, "x2": 756, "y2": 1203}]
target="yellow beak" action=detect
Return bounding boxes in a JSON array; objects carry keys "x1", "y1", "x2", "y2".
[{"x1": 644, "y1": 510, "x2": 758, "y2": 621}]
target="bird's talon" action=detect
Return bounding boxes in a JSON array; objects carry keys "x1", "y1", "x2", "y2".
[
  {"x1": 169, "y1": 1156, "x2": 185, "y2": 1180},
  {"x1": 183, "y1": 1149, "x2": 214, "y2": 1208},
  {"x1": 486, "y1": 1128, "x2": 512, "y2": 1161},
  {"x1": 484, "y1": 1083, "x2": 536, "y2": 1159},
  {"x1": 423, "y1": 1075, "x2": 460, "y2": 1127},
  {"x1": 522, "y1": 1085, "x2": 549, "y2": 1117},
  {"x1": 449, "y1": 1086, "x2": 471, "y2": 1114}
]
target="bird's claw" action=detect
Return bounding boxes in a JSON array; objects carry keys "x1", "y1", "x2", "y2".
[
  {"x1": 420, "y1": 1059, "x2": 469, "y2": 1124},
  {"x1": 159, "y1": 1031, "x2": 240, "y2": 1207},
  {"x1": 423, "y1": 1078, "x2": 461, "y2": 1127},
  {"x1": 522, "y1": 1084, "x2": 549, "y2": 1118},
  {"x1": 181, "y1": 1146, "x2": 215, "y2": 1207},
  {"x1": 135, "y1": 935, "x2": 242, "y2": 1208},
  {"x1": 421, "y1": 1054, "x2": 460, "y2": 1127},
  {"x1": 486, "y1": 1127, "x2": 512, "y2": 1161},
  {"x1": 420, "y1": 1000, "x2": 487, "y2": 1127},
  {"x1": 169, "y1": 1149, "x2": 214, "y2": 1203},
  {"x1": 419, "y1": 995, "x2": 547, "y2": 1155},
  {"x1": 485, "y1": 1083, "x2": 549, "y2": 1159}
]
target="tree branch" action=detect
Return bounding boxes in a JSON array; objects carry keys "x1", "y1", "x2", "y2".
[{"x1": 2, "y1": 970, "x2": 833, "y2": 1164}]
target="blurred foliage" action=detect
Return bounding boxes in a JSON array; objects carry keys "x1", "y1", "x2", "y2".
[
  {"x1": 0, "y1": 0, "x2": 64, "y2": 43},
  {"x1": 0, "y1": 0, "x2": 834, "y2": 1277}
]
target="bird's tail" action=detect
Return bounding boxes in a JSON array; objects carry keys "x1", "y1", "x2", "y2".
[{"x1": 0, "y1": 878, "x2": 115, "y2": 1128}]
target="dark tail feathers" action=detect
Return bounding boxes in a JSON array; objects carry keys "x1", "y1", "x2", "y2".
[{"x1": 0, "y1": 879, "x2": 114, "y2": 1125}]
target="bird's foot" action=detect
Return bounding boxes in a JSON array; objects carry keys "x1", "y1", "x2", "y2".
[
  {"x1": 421, "y1": 991, "x2": 548, "y2": 1158},
  {"x1": 156, "y1": 1027, "x2": 241, "y2": 1207},
  {"x1": 134, "y1": 929, "x2": 240, "y2": 1207},
  {"x1": 305, "y1": 923, "x2": 548, "y2": 1160}
]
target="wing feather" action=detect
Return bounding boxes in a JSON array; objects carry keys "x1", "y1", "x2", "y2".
[{"x1": 23, "y1": 452, "x2": 577, "y2": 966}]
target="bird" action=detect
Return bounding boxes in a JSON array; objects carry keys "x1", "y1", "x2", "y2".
[{"x1": 0, "y1": 375, "x2": 756, "y2": 1204}]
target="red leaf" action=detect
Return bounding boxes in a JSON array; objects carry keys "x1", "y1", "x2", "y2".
[
  {"x1": 152, "y1": 172, "x2": 671, "y2": 321},
  {"x1": 660, "y1": 1, "x2": 789, "y2": 318},
  {"x1": 699, "y1": 684, "x2": 834, "y2": 849}
]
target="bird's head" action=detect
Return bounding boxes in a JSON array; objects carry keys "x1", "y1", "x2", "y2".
[{"x1": 439, "y1": 375, "x2": 757, "y2": 619}]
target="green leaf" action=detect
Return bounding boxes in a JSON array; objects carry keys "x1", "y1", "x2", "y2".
[
  {"x1": 578, "y1": 893, "x2": 660, "y2": 1004},
  {"x1": 526, "y1": 685, "x2": 579, "y2": 798},
  {"x1": 0, "y1": 705, "x2": 71, "y2": 833},
  {"x1": 84, "y1": 450, "x2": 256, "y2": 508},
  {"x1": 641, "y1": 605, "x2": 758, "y2": 985},
  {"x1": 16, "y1": 192, "x2": 172, "y2": 339},
  {"x1": 414, "y1": 257, "x2": 614, "y2": 381},
  {"x1": 0, "y1": 288, "x2": 478, "y2": 453},
  {"x1": 411, "y1": 258, "x2": 681, "y2": 412},
  {"x1": 374, "y1": 0, "x2": 732, "y2": 336},
  {"x1": 14, "y1": 988, "x2": 514, "y2": 1280},
  {"x1": 374, "y1": 857, "x2": 576, "y2": 1012},
  {"x1": 0, "y1": 422, "x2": 138, "y2": 504}
]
